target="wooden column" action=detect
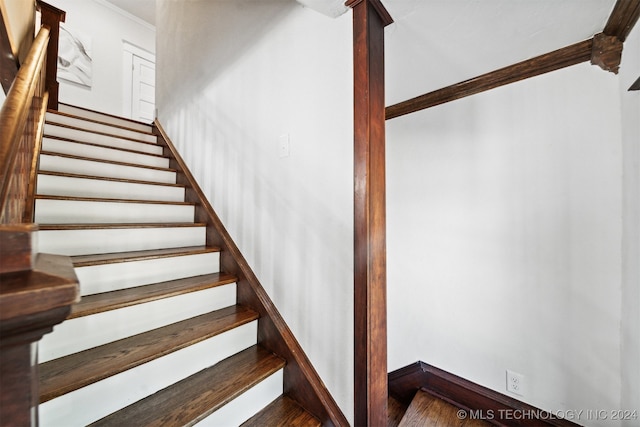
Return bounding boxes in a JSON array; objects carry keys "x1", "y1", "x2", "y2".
[
  {"x1": 0, "y1": 226, "x2": 79, "y2": 427},
  {"x1": 345, "y1": 1, "x2": 392, "y2": 426},
  {"x1": 36, "y1": 1, "x2": 65, "y2": 110}
]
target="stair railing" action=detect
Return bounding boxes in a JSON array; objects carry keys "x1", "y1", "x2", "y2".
[
  {"x1": 0, "y1": 26, "x2": 49, "y2": 224},
  {"x1": 0, "y1": 6, "x2": 78, "y2": 427}
]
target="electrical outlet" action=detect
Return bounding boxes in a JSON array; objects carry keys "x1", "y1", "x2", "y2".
[
  {"x1": 506, "y1": 370, "x2": 525, "y2": 396},
  {"x1": 278, "y1": 134, "x2": 290, "y2": 158}
]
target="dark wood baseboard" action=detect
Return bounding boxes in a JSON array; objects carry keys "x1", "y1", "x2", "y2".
[{"x1": 389, "y1": 362, "x2": 581, "y2": 427}]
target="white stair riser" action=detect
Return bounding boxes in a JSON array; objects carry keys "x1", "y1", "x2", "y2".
[
  {"x1": 39, "y1": 284, "x2": 236, "y2": 362},
  {"x1": 37, "y1": 174, "x2": 185, "y2": 202},
  {"x1": 35, "y1": 199, "x2": 194, "y2": 224},
  {"x1": 76, "y1": 252, "x2": 220, "y2": 296},
  {"x1": 45, "y1": 124, "x2": 162, "y2": 155},
  {"x1": 39, "y1": 154, "x2": 176, "y2": 184},
  {"x1": 46, "y1": 112, "x2": 157, "y2": 143},
  {"x1": 37, "y1": 227, "x2": 206, "y2": 256},
  {"x1": 39, "y1": 321, "x2": 258, "y2": 427},
  {"x1": 58, "y1": 104, "x2": 153, "y2": 133},
  {"x1": 42, "y1": 138, "x2": 169, "y2": 168},
  {"x1": 196, "y1": 370, "x2": 284, "y2": 427}
]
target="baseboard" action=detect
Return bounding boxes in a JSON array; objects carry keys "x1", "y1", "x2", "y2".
[{"x1": 388, "y1": 361, "x2": 581, "y2": 427}]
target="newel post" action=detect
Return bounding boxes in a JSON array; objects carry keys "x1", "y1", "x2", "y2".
[
  {"x1": 345, "y1": 0, "x2": 393, "y2": 425},
  {"x1": 35, "y1": 1, "x2": 65, "y2": 110}
]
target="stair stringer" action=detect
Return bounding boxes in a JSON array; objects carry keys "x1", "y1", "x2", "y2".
[{"x1": 154, "y1": 121, "x2": 349, "y2": 427}]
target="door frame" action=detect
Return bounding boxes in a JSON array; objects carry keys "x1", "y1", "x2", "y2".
[{"x1": 122, "y1": 40, "x2": 155, "y2": 119}]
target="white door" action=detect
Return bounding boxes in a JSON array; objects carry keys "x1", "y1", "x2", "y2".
[{"x1": 131, "y1": 55, "x2": 155, "y2": 123}]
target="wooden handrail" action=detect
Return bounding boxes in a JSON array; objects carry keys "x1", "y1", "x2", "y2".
[{"x1": 0, "y1": 26, "x2": 49, "y2": 223}]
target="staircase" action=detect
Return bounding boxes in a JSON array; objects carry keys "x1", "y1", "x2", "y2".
[{"x1": 34, "y1": 105, "x2": 322, "y2": 426}]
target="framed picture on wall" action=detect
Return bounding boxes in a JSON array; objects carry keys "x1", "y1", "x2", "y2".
[{"x1": 58, "y1": 24, "x2": 93, "y2": 87}]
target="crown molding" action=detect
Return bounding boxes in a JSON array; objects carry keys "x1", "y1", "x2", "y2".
[{"x1": 93, "y1": 0, "x2": 155, "y2": 32}]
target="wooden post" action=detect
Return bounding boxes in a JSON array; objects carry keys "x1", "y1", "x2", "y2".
[
  {"x1": 345, "y1": 1, "x2": 392, "y2": 425},
  {"x1": 36, "y1": 1, "x2": 65, "y2": 110},
  {"x1": 0, "y1": 228, "x2": 79, "y2": 427}
]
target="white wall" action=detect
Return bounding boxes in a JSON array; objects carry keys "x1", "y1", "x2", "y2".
[
  {"x1": 155, "y1": 0, "x2": 354, "y2": 422},
  {"x1": 620, "y1": 27, "x2": 640, "y2": 416},
  {"x1": 44, "y1": 0, "x2": 155, "y2": 116},
  {"x1": 386, "y1": 48, "x2": 627, "y2": 427}
]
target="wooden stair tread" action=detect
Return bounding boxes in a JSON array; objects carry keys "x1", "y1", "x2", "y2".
[
  {"x1": 46, "y1": 110, "x2": 156, "y2": 135},
  {"x1": 388, "y1": 395, "x2": 408, "y2": 427},
  {"x1": 38, "y1": 222, "x2": 206, "y2": 230},
  {"x1": 45, "y1": 122, "x2": 158, "y2": 145},
  {"x1": 71, "y1": 246, "x2": 221, "y2": 267},
  {"x1": 38, "y1": 170, "x2": 186, "y2": 188},
  {"x1": 241, "y1": 395, "x2": 321, "y2": 427},
  {"x1": 398, "y1": 390, "x2": 491, "y2": 427},
  {"x1": 54, "y1": 104, "x2": 154, "y2": 133},
  {"x1": 39, "y1": 305, "x2": 259, "y2": 402},
  {"x1": 70, "y1": 272, "x2": 237, "y2": 319},
  {"x1": 40, "y1": 151, "x2": 176, "y2": 172},
  {"x1": 42, "y1": 135, "x2": 166, "y2": 158},
  {"x1": 35, "y1": 194, "x2": 195, "y2": 206},
  {"x1": 89, "y1": 345, "x2": 285, "y2": 427}
]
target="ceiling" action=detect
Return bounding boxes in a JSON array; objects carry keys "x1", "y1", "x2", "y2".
[
  {"x1": 104, "y1": 0, "x2": 157, "y2": 26},
  {"x1": 103, "y1": 0, "x2": 621, "y2": 104}
]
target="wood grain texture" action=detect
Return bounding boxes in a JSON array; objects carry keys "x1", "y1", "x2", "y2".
[
  {"x1": 0, "y1": 253, "x2": 78, "y2": 322},
  {"x1": 24, "y1": 92, "x2": 48, "y2": 223},
  {"x1": 89, "y1": 345, "x2": 285, "y2": 427},
  {"x1": 388, "y1": 395, "x2": 408, "y2": 427},
  {"x1": 69, "y1": 272, "x2": 236, "y2": 319},
  {"x1": 0, "y1": 223, "x2": 37, "y2": 273},
  {"x1": 57, "y1": 102, "x2": 153, "y2": 130},
  {"x1": 34, "y1": 194, "x2": 193, "y2": 206},
  {"x1": 590, "y1": 33, "x2": 623, "y2": 74},
  {"x1": 388, "y1": 362, "x2": 581, "y2": 427},
  {"x1": 349, "y1": 1, "x2": 391, "y2": 425},
  {"x1": 603, "y1": 0, "x2": 640, "y2": 42},
  {"x1": 46, "y1": 109, "x2": 156, "y2": 134},
  {"x1": 386, "y1": 39, "x2": 593, "y2": 120},
  {"x1": 38, "y1": 222, "x2": 205, "y2": 230},
  {"x1": 70, "y1": 246, "x2": 218, "y2": 267},
  {"x1": 44, "y1": 122, "x2": 158, "y2": 145},
  {"x1": 39, "y1": 305, "x2": 258, "y2": 402},
  {"x1": 154, "y1": 121, "x2": 349, "y2": 426},
  {"x1": 39, "y1": 150, "x2": 176, "y2": 172},
  {"x1": 0, "y1": 27, "x2": 49, "y2": 224},
  {"x1": 399, "y1": 389, "x2": 491, "y2": 427},
  {"x1": 41, "y1": 134, "x2": 167, "y2": 159},
  {"x1": 241, "y1": 395, "x2": 322, "y2": 427},
  {"x1": 37, "y1": 170, "x2": 186, "y2": 188},
  {"x1": 0, "y1": 251, "x2": 78, "y2": 427},
  {"x1": 36, "y1": 1, "x2": 65, "y2": 110}
]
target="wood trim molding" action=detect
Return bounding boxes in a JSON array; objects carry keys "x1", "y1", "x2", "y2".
[
  {"x1": 0, "y1": 249, "x2": 79, "y2": 427},
  {"x1": 347, "y1": 0, "x2": 392, "y2": 425},
  {"x1": 389, "y1": 362, "x2": 581, "y2": 427},
  {"x1": 153, "y1": 121, "x2": 349, "y2": 427},
  {"x1": 590, "y1": 33, "x2": 623, "y2": 74},
  {"x1": 603, "y1": 0, "x2": 640, "y2": 42},
  {"x1": 36, "y1": 1, "x2": 65, "y2": 110},
  {"x1": 386, "y1": 38, "x2": 593, "y2": 120}
]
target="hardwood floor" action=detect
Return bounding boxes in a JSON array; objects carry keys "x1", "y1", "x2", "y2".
[{"x1": 395, "y1": 390, "x2": 492, "y2": 427}]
